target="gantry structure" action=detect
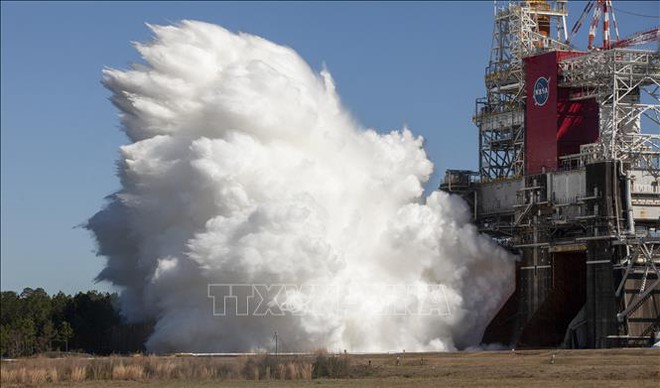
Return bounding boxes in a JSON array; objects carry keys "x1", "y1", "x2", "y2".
[
  {"x1": 475, "y1": 0, "x2": 569, "y2": 181},
  {"x1": 445, "y1": 0, "x2": 660, "y2": 347}
]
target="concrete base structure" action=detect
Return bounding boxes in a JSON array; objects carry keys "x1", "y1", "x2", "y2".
[{"x1": 442, "y1": 161, "x2": 660, "y2": 348}]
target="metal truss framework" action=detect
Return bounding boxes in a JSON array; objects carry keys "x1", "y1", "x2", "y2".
[
  {"x1": 521, "y1": 47, "x2": 660, "y2": 342},
  {"x1": 445, "y1": 1, "x2": 660, "y2": 348},
  {"x1": 559, "y1": 49, "x2": 660, "y2": 177},
  {"x1": 475, "y1": 1, "x2": 569, "y2": 182},
  {"x1": 508, "y1": 164, "x2": 660, "y2": 345},
  {"x1": 501, "y1": 45, "x2": 660, "y2": 338},
  {"x1": 614, "y1": 238, "x2": 660, "y2": 339}
]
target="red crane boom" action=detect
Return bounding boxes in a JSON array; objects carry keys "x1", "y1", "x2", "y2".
[
  {"x1": 613, "y1": 27, "x2": 660, "y2": 48},
  {"x1": 566, "y1": 0, "x2": 658, "y2": 51}
]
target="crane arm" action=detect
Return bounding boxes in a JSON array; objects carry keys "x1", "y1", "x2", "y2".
[
  {"x1": 567, "y1": 0, "x2": 594, "y2": 45},
  {"x1": 613, "y1": 28, "x2": 660, "y2": 48}
]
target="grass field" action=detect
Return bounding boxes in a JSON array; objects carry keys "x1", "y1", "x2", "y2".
[{"x1": 2, "y1": 348, "x2": 659, "y2": 387}]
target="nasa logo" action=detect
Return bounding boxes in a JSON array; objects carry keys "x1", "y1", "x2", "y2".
[{"x1": 533, "y1": 76, "x2": 550, "y2": 106}]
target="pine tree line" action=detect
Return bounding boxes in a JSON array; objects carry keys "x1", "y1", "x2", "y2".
[{"x1": 0, "y1": 288, "x2": 152, "y2": 357}]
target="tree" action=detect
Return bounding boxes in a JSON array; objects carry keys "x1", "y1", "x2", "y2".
[
  {"x1": 58, "y1": 321, "x2": 74, "y2": 352},
  {"x1": 15, "y1": 317, "x2": 36, "y2": 356},
  {"x1": 21, "y1": 288, "x2": 52, "y2": 329},
  {"x1": 0, "y1": 324, "x2": 9, "y2": 357},
  {"x1": 51, "y1": 291, "x2": 70, "y2": 325},
  {"x1": 69, "y1": 291, "x2": 120, "y2": 353},
  {"x1": 0, "y1": 288, "x2": 149, "y2": 356},
  {"x1": 1, "y1": 291, "x2": 20, "y2": 325},
  {"x1": 39, "y1": 321, "x2": 56, "y2": 352}
]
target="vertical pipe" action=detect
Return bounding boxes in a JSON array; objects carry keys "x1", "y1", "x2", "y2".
[
  {"x1": 602, "y1": 5, "x2": 608, "y2": 48},
  {"x1": 621, "y1": 163, "x2": 635, "y2": 235},
  {"x1": 612, "y1": 162, "x2": 622, "y2": 236}
]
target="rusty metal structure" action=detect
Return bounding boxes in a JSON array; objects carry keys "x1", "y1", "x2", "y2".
[{"x1": 442, "y1": 0, "x2": 660, "y2": 348}]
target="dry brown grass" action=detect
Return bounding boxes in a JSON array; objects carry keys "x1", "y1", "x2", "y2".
[
  {"x1": 0, "y1": 366, "x2": 58, "y2": 385},
  {"x1": 111, "y1": 364, "x2": 145, "y2": 380},
  {"x1": 69, "y1": 366, "x2": 86, "y2": 382},
  {"x1": 0, "y1": 348, "x2": 658, "y2": 387},
  {"x1": 0, "y1": 353, "x2": 312, "y2": 385}
]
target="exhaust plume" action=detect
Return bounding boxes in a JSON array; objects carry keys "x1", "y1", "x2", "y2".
[{"x1": 89, "y1": 20, "x2": 514, "y2": 353}]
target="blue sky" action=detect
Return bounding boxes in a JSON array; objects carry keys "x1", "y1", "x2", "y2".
[{"x1": 1, "y1": 1, "x2": 657, "y2": 294}]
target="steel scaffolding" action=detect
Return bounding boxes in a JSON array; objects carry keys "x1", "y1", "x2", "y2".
[
  {"x1": 559, "y1": 49, "x2": 660, "y2": 177},
  {"x1": 557, "y1": 48, "x2": 660, "y2": 343},
  {"x1": 444, "y1": 1, "x2": 660, "y2": 348},
  {"x1": 475, "y1": 0, "x2": 569, "y2": 181}
]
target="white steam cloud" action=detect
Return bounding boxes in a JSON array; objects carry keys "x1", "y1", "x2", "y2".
[{"x1": 89, "y1": 20, "x2": 514, "y2": 353}]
